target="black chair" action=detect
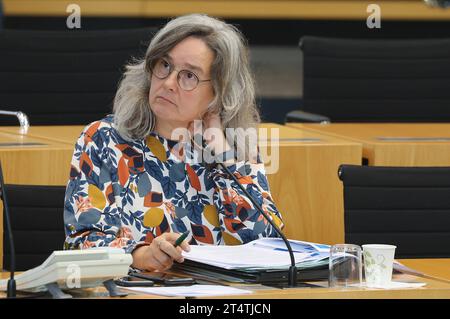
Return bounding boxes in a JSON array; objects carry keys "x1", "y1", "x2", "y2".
[
  {"x1": 286, "y1": 36, "x2": 450, "y2": 123},
  {"x1": 0, "y1": 27, "x2": 156, "y2": 125},
  {"x1": 338, "y1": 164, "x2": 450, "y2": 258},
  {"x1": 3, "y1": 185, "x2": 66, "y2": 271}
]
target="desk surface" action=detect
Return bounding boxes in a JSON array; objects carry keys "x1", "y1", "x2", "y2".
[
  {"x1": 1, "y1": 259, "x2": 449, "y2": 299},
  {"x1": 0, "y1": 126, "x2": 83, "y2": 146},
  {"x1": 4, "y1": 0, "x2": 450, "y2": 20},
  {"x1": 1, "y1": 123, "x2": 360, "y2": 147},
  {"x1": 207, "y1": 258, "x2": 450, "y2": 299},
  {"x1": 0, "y1": 130, "x2": 69, "y2": 150},
  {"x1": 400, "y1": 258, "x2": 450, "y2": 281},
  {"x1": 293, "y1": 123, "x2": 450, "y2": 143},
  {"x1": 290, "y1": 123, "x2": 450, "y2": 166},
  {"x1": 259, "y1": 122, "x2": 362, "y2": 146}
]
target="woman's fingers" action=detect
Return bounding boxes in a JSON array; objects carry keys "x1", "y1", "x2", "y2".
[
  {"x1": 159, "y1": 239, "x2": 184, "y2": 263},
  {"x1": 144, "y1": 246, "x2": 167, "y2": 271},
  {"x1": 153, "y1": 248, "x2": 174, "y2": 269},
  {"x1": 157, "y1": 235, "x2": 188, "y2": 261},
  {"x1": 148, "y1": 240, "x2": 172, "y2": 270},
  {"x1": 177, "y1": 240, "x2": 191, "y2": 253},
  {"x1": 144, "y1": 233, "x2": 191, "y2": 271},
  {"x1": 163, "y1": 232, "x2": 191, "y2": 253}
]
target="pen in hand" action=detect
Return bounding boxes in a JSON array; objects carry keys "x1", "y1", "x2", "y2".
[{"x1": 174, "y1": 230, "x2": 190, "y2": 248}]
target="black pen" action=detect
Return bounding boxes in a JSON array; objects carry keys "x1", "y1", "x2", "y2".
[{"x1": 174, "y1": 230, "x2": 190, "y2": 247}]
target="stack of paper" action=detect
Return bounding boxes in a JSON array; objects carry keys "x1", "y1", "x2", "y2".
[
  {"x1": 358, "y1": 282, "x2": 427, "y2": 289},
  {"x1": 182, "y1": 238, "x2": 330, "y2": 271},
  {"x1": 124, "y1": 285, "x2": 253, "y2": 297}
]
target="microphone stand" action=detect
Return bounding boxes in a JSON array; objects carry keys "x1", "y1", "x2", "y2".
[
  {"x1": 206, "y1": 146, "x2": 298, "y2": 287},
  {"x1": 0, "y1": 161, "x2": 16, "y2": 297}
]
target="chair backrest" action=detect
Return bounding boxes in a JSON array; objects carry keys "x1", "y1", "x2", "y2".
[
  {"x1": 3, "y1": 184, "x2": 66, "y2": 271},
  {"x1": 300, "y1": 36, "x2": 450, "y2": 122},
  {"x1": 338, "y1": 164, "x2": 450, "y2": 258},
  {"x1": 0, "y1": 27, "x2": 156, "y2": 125}
]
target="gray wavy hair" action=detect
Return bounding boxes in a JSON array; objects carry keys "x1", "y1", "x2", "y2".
[{"x1": 113, "y1": 14, "x2": 260, "y2": 160}]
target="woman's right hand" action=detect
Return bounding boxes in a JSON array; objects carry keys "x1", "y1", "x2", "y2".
[{"x1": 131, "y1": 232, "x2": 191, "y2": 271}]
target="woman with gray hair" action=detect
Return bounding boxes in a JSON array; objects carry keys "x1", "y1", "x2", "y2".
[{"x1": 64, "y1": 14, "x2": 284, "y2": 271}]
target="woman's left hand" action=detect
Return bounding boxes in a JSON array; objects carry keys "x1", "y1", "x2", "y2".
[{"x1": 189, "y1": 112, "x2": 232, "y2": 156}]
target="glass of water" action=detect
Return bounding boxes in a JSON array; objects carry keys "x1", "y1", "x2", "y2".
[{"x1": 328, "y1": 244, "x2": 363, "y2": 288}]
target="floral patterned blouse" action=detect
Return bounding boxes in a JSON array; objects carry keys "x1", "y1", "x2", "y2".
[{"x1": 64, "y1": 115, "x2": 284, "y2": 254}]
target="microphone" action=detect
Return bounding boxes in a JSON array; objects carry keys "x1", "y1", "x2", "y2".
[
  {"x1": 198, "y1": 137, "x2": 298, "y2": 287},
  {"x1": 423, "y1": 0, "x2": 450, "y2": 8},
  {"x1": 0, "y1": 161, "x2": 16, "y2": 298}
]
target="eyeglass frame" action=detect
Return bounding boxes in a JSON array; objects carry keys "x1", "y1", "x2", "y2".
[{"x1": 150, "y1": 58, "x2": 212, "y2": 91}]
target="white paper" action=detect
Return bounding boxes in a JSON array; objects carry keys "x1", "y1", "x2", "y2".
[
  {"x1": 252, "y1": 237, "x2": 331, "y2": 253},
  {"x1": 182, "y1": 238, "x2": 329, "y2": 270},
  {"x1": 123, "y1": 284, "x2": 253, "y2": 297},
  {"x1": 359, "y1": 281, "x2": 427, "y2": 290},
  {"x1": 183, "y1": 245, "x2": 309, "y2": 269}
]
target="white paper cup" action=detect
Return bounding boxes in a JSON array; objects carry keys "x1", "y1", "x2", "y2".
[{"x1": 362, "y1": 244, "x2": 397, "y2": 288}]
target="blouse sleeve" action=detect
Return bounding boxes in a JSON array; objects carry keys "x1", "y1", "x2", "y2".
[
  {"x1": 208, "y1": 158, "x2": 284, "y2": 245},
  {"x1": 63, "y1": 122, "x2": 148, "y2": 254}
]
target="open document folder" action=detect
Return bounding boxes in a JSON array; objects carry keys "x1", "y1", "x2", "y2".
[{"x1": 173, "y1": 238, "x2": 331, "y2": 283}]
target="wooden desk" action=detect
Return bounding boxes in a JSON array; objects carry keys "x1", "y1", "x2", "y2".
[
  {"x1": 289, "y1": 123, "x2": 450, "y2": 166},
  {"x1": 0, "y1": 126, "x2": 83, "y2": 146},
  {"x1": 2, "y1": 259, "x2": 449, "y2": 299},
  {"x1": 4, "y1": 0, "x2": 450, "y2": 20},
  {"x1": 206, "y1": 258, "x2": 450, "y2": 299},
  {"x1": 0, "y1": 131, "x2": 74, "y2": 185},
  {"x1": 260, "y1": 123, "x2": 361, "y2": 244},
  {"x1": 212, "y1": 276, "x2": 450, "y2": 299},
  {"x1": 399, "y1": 258, "x2": 450, "y2": 281}
]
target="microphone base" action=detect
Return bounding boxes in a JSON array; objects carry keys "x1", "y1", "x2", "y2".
[
  {"x1": 288, "y1": 265, "x2": 298, "y2": 287},
  {"x1": 7, "y1": 279, "x2": 16, "y2": 298}
]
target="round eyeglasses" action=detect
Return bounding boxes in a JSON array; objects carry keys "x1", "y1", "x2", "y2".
[{"x1": 151, "y1": 58, "x2": 211, "y2": 91}]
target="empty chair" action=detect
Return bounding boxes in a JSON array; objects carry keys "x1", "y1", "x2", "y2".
[
  {"x1": 338, "y1": 164, "x2": 450, "y2": 258},
  {"x1": 286, "y1": 36, "x2": 450, "y2": 123},
  {"x1": 2, "y1": 185, "x2": 66, "y2": 271},
  {"x1": 0, "y1": 27, "x2": 155, "y2": 125}
]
